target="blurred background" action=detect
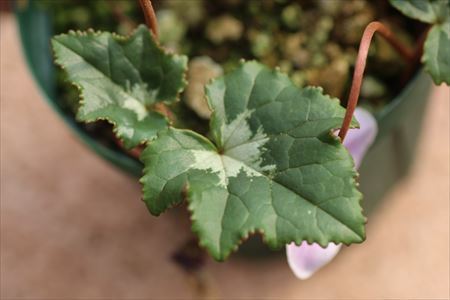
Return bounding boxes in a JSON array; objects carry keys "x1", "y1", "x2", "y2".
[{"x1": 1, "y1": 0, "x2": 449, "y2": 299}]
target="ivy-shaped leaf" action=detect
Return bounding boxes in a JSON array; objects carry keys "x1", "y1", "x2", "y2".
[
  {"x1": 52, "y1": 25, "x2": 188, "y2": 148},
  {"x1": 422, "y1": 22, "x2": 450, "y2": 85},
  {"x1": 390, "y1": 0, "x2": 450, "y2": 85},
  {"x1": 141, "y1": 61, "x2": 365, "y2": 261}
]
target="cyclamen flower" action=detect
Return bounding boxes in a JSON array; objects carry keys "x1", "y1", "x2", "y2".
[{"x1": 286, "y1": 107, "x2": 378, "y2": 280}]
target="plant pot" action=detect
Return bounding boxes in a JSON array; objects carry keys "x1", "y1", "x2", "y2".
[
  {"x1": 14, "y1": 1, "x2": 433, "y2": 256},
  {"x1": 14, "y1": 2, "x2": 143, "y2": 177}
]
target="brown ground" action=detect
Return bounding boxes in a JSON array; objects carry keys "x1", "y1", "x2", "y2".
[{"x1": 1, "y1": 13, "x2": 449, "y2": 300}]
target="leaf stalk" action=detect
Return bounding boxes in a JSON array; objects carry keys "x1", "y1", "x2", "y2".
[
  {"x1": 339, "y1": 21, "x2": 415, "y2": 141},
  {"x1": 138, "y1": 0, "x2": 159, "y2": 39}
]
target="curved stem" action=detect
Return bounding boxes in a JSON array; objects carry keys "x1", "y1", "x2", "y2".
[
  {"x1": 138, "y1": 0, "x2": 158, "y2": 39},
  {"x1": 339, "y1": 21, "x2": 415, "y2": 141}
]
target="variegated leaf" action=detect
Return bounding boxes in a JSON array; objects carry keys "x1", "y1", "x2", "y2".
[
  {"x1": 52, "y1": 25, "x2": 188, "y2": 148},
  {"x1": 141, "y1": 61, "x2": 365, "y2": 261}
]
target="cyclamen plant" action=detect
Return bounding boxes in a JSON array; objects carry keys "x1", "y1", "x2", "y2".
[{"x1": 51, "y1": 0, "x2": 449, "y2": 277}]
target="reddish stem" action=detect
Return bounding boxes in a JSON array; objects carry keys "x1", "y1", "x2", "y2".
[
  {"x1": 339, "y1": 21, "x2": 415, "y2": 141},
  {"x1": 401, "y1": 26, "x2": 431, "y2": 85},
  {"x1": 138, "y1": 0, "x2": 159, "y2": 39},
  {"x1": 410, "y1": 26, "x2": 430, "y2": 63},
  {"x1": 114, "y1": 138, "x2": 143, "y2": 159}
]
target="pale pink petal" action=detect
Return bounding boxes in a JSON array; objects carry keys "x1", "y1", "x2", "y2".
[
  {"x1": 342, "y1": 107, "x2": 378, "y2": 168},
  {"x1": 286, "y1": 242, "x2": 342, "y2": 280},
  {"x1": 286, "y1": 107, "x2": 378, "y2": 279}
]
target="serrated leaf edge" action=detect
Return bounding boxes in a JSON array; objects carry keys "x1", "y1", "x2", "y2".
[
  {"x1": 184, "y1": 133, "x2": 365, "y2": 261},
  {"x1": 141, "y1": 61, "x2": 366, "y2": 260},
  {"x1": 52, "y1": 25, "x2": 188, "y2": 148}
]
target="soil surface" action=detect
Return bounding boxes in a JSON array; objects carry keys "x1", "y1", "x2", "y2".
[{"x1": 1, "y1": 13, "x2": 449, "y2": 300}]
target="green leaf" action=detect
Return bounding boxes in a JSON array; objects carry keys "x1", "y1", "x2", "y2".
[
  {"x1": 422, "y1": 22, "x2": 450, "y2": 85},
  {"x1": 141, "y1": 61, "x2": 365, "y2": 261},
  {"x1": 390, "y1": 0, "x2": 449, "y2": 24},
  {"x1": 52, "y1": 25, "x2": 188, "y2": 148},
  {"x1": 390, "y1": 0, "x2": 450, "y2": 85}
]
